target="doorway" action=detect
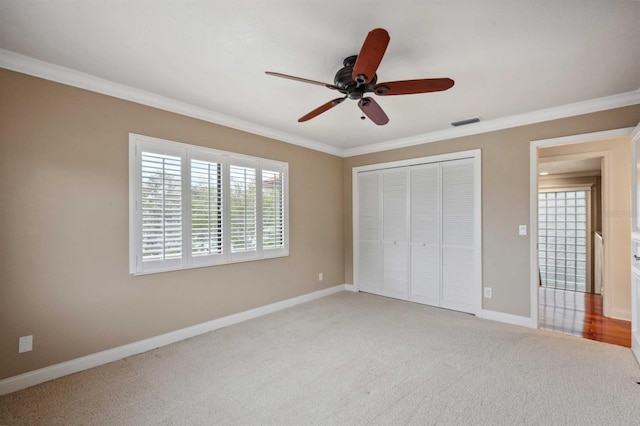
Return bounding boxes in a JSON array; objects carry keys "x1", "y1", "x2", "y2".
[{"x1": 530, "y1": 129, "x2": 633, "y2": 347}]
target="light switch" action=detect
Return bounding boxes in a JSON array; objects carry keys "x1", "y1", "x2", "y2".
[{"x1": 519, "y1": 225, "x2": 527, "y2": 236}]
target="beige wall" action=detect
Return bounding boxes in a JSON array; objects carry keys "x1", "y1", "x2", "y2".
[
  {"x1": 2, "y1": 67, "x2": 639, "y2": 381},
  {"x1": 344, "y1": 107, "x2": 640, "y2": 317},
  {"x1": 0, "y1": 69, "x2": 345, "y2": 379},
  {"x1": 539, "y1": 138, "x2": 632, "y2": 318}
]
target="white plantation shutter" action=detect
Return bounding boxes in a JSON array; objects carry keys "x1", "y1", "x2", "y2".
[
  {"x1": 130, "y1": 134, "x2": 288, "y2": 274},
  {"x1": 191, "y1": 159, "x2": 223, "y2": 258},
  {"x1": 140, "y1": 152, "x2": 183, "y2": 263},
  {"x1": 262, "y1": 169, "x2": 285, "y2": 250},
  {"x1": 230, "y1": 164, "x2": 257, "y2": 254}
]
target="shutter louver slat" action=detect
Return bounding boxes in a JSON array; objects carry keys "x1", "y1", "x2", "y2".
[{"x1": 140, "y1": 151, "x2": 182, "y2": 262}]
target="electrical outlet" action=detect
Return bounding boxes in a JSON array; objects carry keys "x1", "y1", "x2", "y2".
[
  {"x1": 484, "y1": 287, "x2": 493, "y2": 298},
  {"x1": 318, "y1": 272, "x2": 323, "y2": 281},
  {"x1": 19, "y1": 335, "x2": 33, "y2": 353},
  {"x1": 519, "y1": 225, "x2": 527, "y2": 236}
]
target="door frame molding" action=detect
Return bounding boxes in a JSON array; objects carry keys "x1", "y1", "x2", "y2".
[
  {"x1": 529, "y1": 127, "x2": 634, "y2": 327},
  {"x1": 352, "y1": 149, "x2": 482, "y2": 315},
  {"x1": 630, "y1": 123, "x2": 640, "y2": 362}
]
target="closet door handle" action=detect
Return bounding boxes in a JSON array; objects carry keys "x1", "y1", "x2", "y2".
[{"x1": 634, "y1": 255, "x2": 640, "y2": 261}]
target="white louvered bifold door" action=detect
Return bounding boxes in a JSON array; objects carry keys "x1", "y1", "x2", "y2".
[
  {"x1": 382, "y1": 168, "x2": 410, "y2": 300},
  {"x1": 358, "y1": 171, "x2": 382, "y2": 295},
  {"x1": 410, "y1": 164, "x2": 441, "y2": 306},
  {"x1": 441, "y1": 158, "x2": 475, "y2": 314}
]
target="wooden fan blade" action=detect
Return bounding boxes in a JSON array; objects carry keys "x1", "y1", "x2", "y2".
[
  {"x1": 298, "y1": 97, "x2": 345, "y2": 122},
  {"x1": 265, "y1": 71, "x2": 340, "y2": 90},
  {"x1": 358, "y1": 97, "x2": 389, "y2": 126},
  {"x1": 352, "y1": 28, "x2": 390, "y2": 85},
  {"x1": 374, "y1": 78, "x2": 455, "y2": 96}
]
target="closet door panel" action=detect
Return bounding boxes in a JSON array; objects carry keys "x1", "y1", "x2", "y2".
[
  {"x1": 383, "y1": 241, "x2": 410, "y2": 300},
  {"x1": 410, "y1": 243, "x2": 440, "y2": 305},
  {"x1": 383, "y1": 169, "x2": 409, "y2": 243},
  {"x1": 359, "y1": 241, "x2": 383, "y2": 295},
  {"x1": 441, "y1": 160, "x2": 474, "y2": 247},
  {"x1": 441, "y1": 159, "x2": 476, "y2": 314},
  {"x1": 357, "y1": 171, "x2": 382, "y2": 295},
  {"x1": 441, "y1": 246, "x2": 475, "y2": 313},
  {"x1": 382, "y1": 168, "x2": 409, "y2": 300},
  {"x1": 358, "y1": 172, "x2": 381, "y2": 241},
  {"x1": 410, "y1": 164, "x2": 440, "y2": 306},
  {"x1": 410, "y1": 164, "x2": 439, "y2": 244}
]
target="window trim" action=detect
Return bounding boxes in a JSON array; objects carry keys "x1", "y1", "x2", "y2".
[{"x1": 129, "y1": 133, "x2": 289, "y2": 275}]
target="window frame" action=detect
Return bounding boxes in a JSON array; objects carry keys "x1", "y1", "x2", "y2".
[{"x1": 129, "y1": 133, "x2": 289, "y2": 275}]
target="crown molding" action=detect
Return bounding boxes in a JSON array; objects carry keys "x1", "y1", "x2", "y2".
[
  {"x1": 343, "y1": 90, "x2": 640, "y2": 157},
  {"x1": 0, "y1": 49, "x2": 344, "y2": 157},
  {"x1": 2, "y1": 49, "x2": 638, "y2": 159}
]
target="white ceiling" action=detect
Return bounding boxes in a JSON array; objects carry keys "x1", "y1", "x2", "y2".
[{"x1": 1, "y1": 1, "x2": 639, "y2": 156}]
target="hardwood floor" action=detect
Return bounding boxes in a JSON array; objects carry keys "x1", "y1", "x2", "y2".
[{"x1": 539, "y1": 287, "x2": 631, "y2": 347}]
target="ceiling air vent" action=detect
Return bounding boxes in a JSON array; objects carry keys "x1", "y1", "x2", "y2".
[{"x1": 451, "y1": 117, "x2": 480, "y2": 127}]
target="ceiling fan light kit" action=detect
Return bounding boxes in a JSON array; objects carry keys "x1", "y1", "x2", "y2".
[{"x1": 266, "y1": 28, "x2": 454, "y2": 126}]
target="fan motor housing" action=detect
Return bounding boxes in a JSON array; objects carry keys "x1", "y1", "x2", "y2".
[{"x1": 334, "y1": 55, "x2": 377, "y2": 99}]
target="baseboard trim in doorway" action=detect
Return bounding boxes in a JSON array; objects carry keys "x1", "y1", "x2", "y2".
[
  {"x1": 609, "y1": 307, "x2": 632, "y2": 322},
  {"x1": 480, "y1": 309, "x2": 536, "y2": 329},
  {"x1": 0, "y1": 284, "x2": 349, "y2": 396}
]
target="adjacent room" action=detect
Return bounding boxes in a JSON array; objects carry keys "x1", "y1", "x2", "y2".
[{"x1": 1, "y1": 1, "x2": 640, "y2": 424}]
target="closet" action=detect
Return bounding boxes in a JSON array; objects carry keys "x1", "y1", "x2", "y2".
[{"x1": 355, "y1": 152, "x2": 480, "y2": 315}]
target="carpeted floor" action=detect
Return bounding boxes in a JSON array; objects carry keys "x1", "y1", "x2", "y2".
[{"x1": 1, "y1": 291, "x2": 639, "y2": 425}]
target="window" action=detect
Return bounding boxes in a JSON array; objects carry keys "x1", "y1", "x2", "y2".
[
  {"x1": 538, "y1": 190, "x2": 588, "y2": 292},
  {"x1": 130, "y1": 134, "x2": 288, "y2": 275}
]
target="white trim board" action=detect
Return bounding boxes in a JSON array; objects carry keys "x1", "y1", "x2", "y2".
[
  {"x1": 0, "y1": 284, "x2": 348, "y2": 396},
  {"x1": 479, "y1": 310, "x2": 536, "y2": 329},
  {"x1": 2, "y1": 49, "x2": 639, "y2": 159}
]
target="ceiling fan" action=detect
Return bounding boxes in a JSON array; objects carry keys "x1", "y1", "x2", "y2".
[{"x1": 265, "y1": 28, "x2": 454, "y2": 126}]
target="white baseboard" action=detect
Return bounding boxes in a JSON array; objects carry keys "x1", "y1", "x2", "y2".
[
  {"x1": 0, "y1": 284, "x2": 349, "y2": 396},
  {"x1": 344, "y1": 284, "x2": 357, "y2": 292},
  {"x1": 609, "y1": 307, "x2": 631, "y2": 322},
  {"x1": 479, "y1": 309, "x2": 536, "y2": 329}
]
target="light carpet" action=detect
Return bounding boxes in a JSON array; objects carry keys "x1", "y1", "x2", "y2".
[{"x1": 1, "y1": 291, "x2": 639, "y2": 425}]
